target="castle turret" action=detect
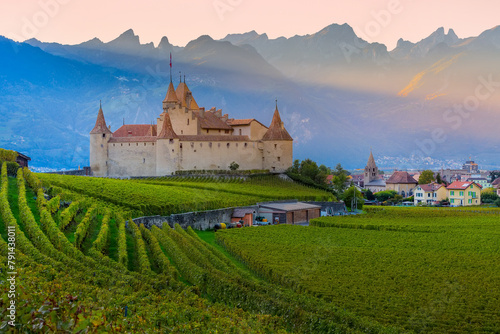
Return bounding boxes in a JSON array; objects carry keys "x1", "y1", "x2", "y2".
[
  {"x1": 156, "y1": 112, "x2": 180, "y2": 176},
  {"x1": 90, "y1": 102, "x2": 112, "y2": 176},
  {"x1": 364, "y1": 150, "x2": 379, "y2": 185},
  {"x1": 162, "y1": 81, "x2": 180, "y2": 111},
  {"x1": 261, "y1": 103, "x2": 293, "y2": 172}
]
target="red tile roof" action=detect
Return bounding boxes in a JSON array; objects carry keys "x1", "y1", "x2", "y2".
[
  {"x1": 113, "y1": 124, "x2": 156, "y2": 137},
  {"x1": 446, "y1": 181, "x2": 482, "y2": 190},
  {"x1": 178, "y1": 135, "x2": 249, "y2": 142},
  {"x1": 262, "y1": 106, "x2": 293, "y2": 141},
  {"x1": 491, "y1": 178, "x2": 500, "y2": 186},
  {"x1": 418, "y1": 183, "x2": 445, "y2": 192},
  {"x1": 176, "y1": 82, "x2": 199, "y2": 109},
  {"x1": 386, "y1": 171, "x2": 418, "y2": 184},
  {"x1": 90, "y1": 105, "x2": 112, "y2": 134},
  {"x1": 109, "y1": 137, "x2": 157, "y2": 143},
  {"x1": 196, "y1": 110, "x2": 233, "y2": 130}
]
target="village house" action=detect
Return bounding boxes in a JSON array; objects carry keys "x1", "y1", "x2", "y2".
[
  {"x1": 447, "y1": 181, "x2": 482, "y2": 206},
  {"x1": 414, "y1": 183, "x2": 447, "y2": 206},
  {"x1": 386, "y1": 171, "x2": 418, "y2": 197}
]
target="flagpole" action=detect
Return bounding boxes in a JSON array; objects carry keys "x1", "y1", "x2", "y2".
[{"x1": 169, "y1": 52, "x2": 172, "y2": 83}]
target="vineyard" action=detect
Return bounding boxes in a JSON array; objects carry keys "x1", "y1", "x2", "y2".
[
  {"x1": 216, "y1": 207, "x2": 500, "y2": 333},
  {"x1": 1, "y1": 165, "x2": 393, "y2": 333},
  {"x1": 37, "y1": 174, "x2": 334, "y2": 216}
]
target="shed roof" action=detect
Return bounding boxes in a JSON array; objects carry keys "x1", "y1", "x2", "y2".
[{"x1": 259, "y1": 202, "x2": 321, "y2": 212}]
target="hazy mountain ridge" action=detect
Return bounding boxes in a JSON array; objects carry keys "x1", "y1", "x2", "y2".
[{"x1": 2, "y1": 22, "x2": 500, "y2": 170}]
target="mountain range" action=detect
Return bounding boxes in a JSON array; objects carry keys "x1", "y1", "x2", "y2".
[{"x1": 1, "y1": 23, "x2": 500, "y2": 170}]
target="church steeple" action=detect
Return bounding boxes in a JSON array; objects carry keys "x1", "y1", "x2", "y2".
[
  {"x1": 364, "y1": 149, "x2": 379, "y2": 185},
  {"x1": 90, "y1": 102, "x2": 112, "y2": 134}
]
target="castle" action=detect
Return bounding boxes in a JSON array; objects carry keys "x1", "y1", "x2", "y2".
[{"x1": 90, "y1": 79, "x2": 293, "y2": 177}]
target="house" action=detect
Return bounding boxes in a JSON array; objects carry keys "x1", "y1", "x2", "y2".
[
  {"x1": 466, "y1": 177, "x2": 491, "y2": 189},
  {"x1": 414, "y1": 183, "x2": 447, "y2": 205},
  {"x1": 257, "y1": 201, "x2": 321, "y2": 224},
  {"x1": 16, "y1": 152, "x2": 31, "y2": 168},
  {"x1": 446, "y1": 181, "x2": 482, "y2": 206},
  {"x1": 350, "y1": 174, "x2": 364, "y2": 188},
  {"x1": 492, "y1": 178, "x2": 500, "y2": 196},
  {"x1": 386, "y1": 171, "x2": 418, "y2": 197}
]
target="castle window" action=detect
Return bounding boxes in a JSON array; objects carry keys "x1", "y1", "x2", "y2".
[
  {"x1": 206, "y1": 129, "x2": 209, "y2": 134},
  {"x1": 200, "y1": 143, "x2": 202, "y2": 147},
  {"x1": 225, "y1": 130, "x2": 229, "y2": 134},
  {"x1": 274, "y1": 144, "x2": 277, "y2": 149},
  {"x1": 209, "y1": 142, "x2": 212, "y2": 148},
  {"x1": 172, "y1": 149, "x2": 174, "y2": 152},
  {"x1": 144, "y1": 143, "x2": 146, "y2": 146},
  {"x1": 100, "y1": 144, "x2": 103, "y2": 148},
  {"x1": 136, "y1": 143, "x2": 138, "y2": 146},
  {"x1": 227, "y1": 143, "x2": 230, "y2": 148},
  {"x1": 236, "y1": 143, "x2": 238, "y2": 147},
  {"x1": 121, "y1": 144, "x2": 123, "y2": 146},
  {"x1": 218, "y1": 143, "x2": 221, "y2": 148},
  {"x1": 187, "y1": 119, "x2": 189, "y2": 125},
  {"x1": 113, "y1": 144, "x2": 115, "y2": 146},
  {"x1": 262, "y1": 157, "x2": 265, "y2": 161},
  {"x1": 219, "y1": 130, "x2": 221, "y2": 133},
  {"x1": 181, "y1": 130, "x2": 184, "y2": 134},
  {"x1": 180, "y1": 143, "x2": 183, "y2": 149},
  {"x1": 194, "y1": 150, "x2": 197, "y2": 152},
  {"x1": 102, "y1": 134, "x2": 106, "y2": 138},
  {"x1": 190, "y1": 142, "x2": 194, "y2": 148},
  {"x1": 152, "y1": 143, "x2": 154, "y2": 146},
  {"x1": 244, "y1": 143, "x2": 247, "y2": 148},
  {"x1": 278, "y1": 157, "x2": 281, "y2": 162},
  {"x1": 143, "y1": 158, "x2": 145, "y2": 163},
  {"x1": 128, "y1": 143, "x2": 130, "y2": 146},
  {"x1": 169, "y1": 139, "x2": 174, "y2": 144},
  {"x1": 239, "y1": 129, "x2": 242, "y2": 135}
]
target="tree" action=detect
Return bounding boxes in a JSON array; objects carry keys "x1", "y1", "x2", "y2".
[
  {"x1": 300, "y1": 159, "x2": 320, "y2": 181},
  {"x1": 481, "y1": 188, "x2": 499, "y2": 203},
  {"x1": 343, "y1": 186, "x2": 364, "y2": 210},
  {"x1": 374, "y1": 190, "x2": 397, "y2": 202},
  {"x1": 331, "y1": 163, "x2": 348, "y2": 196},
  {"x1": 419, "y1": 170, "x2": 435, "y2": 184},
  {"x1": 494, "y1": 198, "x2": 500, "y2": 207},
  {"x1": 364, "y1": 189, "x2": 375, "y2": 200},
  {"x1": 436, "y1": 173, "x2": 443, "y2": 184},
  {"x1": 490, "y1": 171, "x2": 500, "y2": 183},
  {"x1": 229, "y1": 161, "x2": 239, "y2": 171}
]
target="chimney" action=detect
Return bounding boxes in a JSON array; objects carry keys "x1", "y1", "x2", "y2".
[
  {"x1": 199, "y1": 107, "x2": 205, "y2": 118},
  {"x1": 215, "y1": 109, "x2": 222, "y2": 118},
  {"x1": 222, "y1": 113, "x2": 228, "y2": 122}
]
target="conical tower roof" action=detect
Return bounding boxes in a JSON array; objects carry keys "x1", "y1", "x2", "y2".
[
  {"x1": 163, "y1": 82, "x2": 179, "y2": 104},
  {"x1": 157, "y1": 112, "x2": 178, "y2": 139},
  {"x1": 176, "y1": 81, "x2": 199, "y2": 109},
  {"x1": 262, "y1": 104, "x2": 293, "y2": 141},
  {"x1": 90, "y1": 102, "x2": 112, "y2": 134},
  {"x1": 366, "y1": 150, "x2": 376, "y2": 167}
]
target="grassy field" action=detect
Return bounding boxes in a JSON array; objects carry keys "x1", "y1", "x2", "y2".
[{"x1": 216, "y1": 207, "x2": 500, "y2": 333}]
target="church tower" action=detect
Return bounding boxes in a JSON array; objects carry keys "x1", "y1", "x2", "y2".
[
  {"x1": 89, "y1": 102, "x2": 112, "y2": 176},
  {"x1": 262, "y1": 103, "x2": 293, "y2": 172},
  {"x1": 364, "y1": 150, "x2": 379, "y2": 185}
]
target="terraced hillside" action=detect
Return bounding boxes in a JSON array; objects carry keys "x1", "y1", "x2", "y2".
[{"x1": 2, "y1": 165, "x2": 398, "y2": 333}]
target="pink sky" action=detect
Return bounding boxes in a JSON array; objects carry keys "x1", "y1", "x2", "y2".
[{"x1": 1, "y1": 0, "x2": 498, "y2": 50}]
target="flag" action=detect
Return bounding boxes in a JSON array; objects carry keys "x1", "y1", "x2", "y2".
[{"x1": 170, "y1": 53, "x2": 172, "y2": 68}]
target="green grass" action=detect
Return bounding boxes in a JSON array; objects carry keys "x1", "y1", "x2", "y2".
[
  {"x1": 106, "y1": 218, "x2": 119, "y2": 261},
  {"x1": 80, "y1": 213, "x2": 103, "y2": 254},
  {"x1": 125, "y1": 227, "x2": 138, "y2": 272},
  {"x1": 195, "y1": 229, "x2": 263, "y2": 281}
]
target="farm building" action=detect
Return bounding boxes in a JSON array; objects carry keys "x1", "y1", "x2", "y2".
[
  {"x1": 257, "y1": 201, "x2": 321, "y2": 224},
  {"x1": 231, "y1": 208, "x2": 256, "y2": 226},
  {"x1": 16, "y1": 152, "x2": 31, "y2": 167}
]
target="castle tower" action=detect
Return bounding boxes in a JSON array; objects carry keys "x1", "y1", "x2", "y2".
[
  {"x1": 162, "y1": 81, "x2": 180, "y2": 111},
  {"x1": 156, "y1": 112, "x2": 180, "y2": 176},
  {"x1": 89, "y1": 102, "x2": 112, "y2": 177},
  {"x1": 364, "y1": 150, "x2": 379, "y2": 185},
  {"x1": 262, "y1": 103, "x2": 293, "y2": 172}
]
